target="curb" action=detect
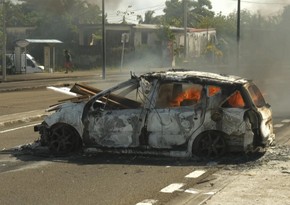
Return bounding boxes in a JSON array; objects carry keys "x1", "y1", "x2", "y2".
[{"x1": 0, "y1": 110, "x2": 47, "y2": 127}]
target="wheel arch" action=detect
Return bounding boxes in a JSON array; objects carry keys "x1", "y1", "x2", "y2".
[
  {"x1": 187, "y1": 129, "x2": 229, "y2": 157},
  {"x1": 48, "y1": 122, "x2": 83, "y2": 153}
]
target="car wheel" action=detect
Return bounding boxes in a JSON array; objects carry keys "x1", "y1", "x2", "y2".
[
  {"x1": 48, "y1": 123, "x2": 82, "y2": 155},
  {"x1": 193, "y1": 131, "x2": 227, "y2": 158}
]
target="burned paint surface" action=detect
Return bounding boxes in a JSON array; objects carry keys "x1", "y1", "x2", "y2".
[
  {"x1": 147, "y1": 107, "x2": 202, "y2": 148},
  {"x1": 35, "y1": 69, "x2": 275, "y2": 157},
  {"x1": 86, "y1": 109, "x2": 142, "y2": 147},
  {"x1": 44, "y1": 102, "x2": 85, "y2": 136}
]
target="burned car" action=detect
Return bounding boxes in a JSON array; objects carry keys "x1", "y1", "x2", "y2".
[{"x1": 34, "y1": 69, "x2": 275, "y2": 158}]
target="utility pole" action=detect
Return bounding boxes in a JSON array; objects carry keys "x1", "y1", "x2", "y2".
[
  {"x1": 2, "y1": 0, "x2": 6, "y2": 81},
  {"x1": 237, "y1": 0, "x2": 241, "y2": 68},
  {"x1": 183, "y1": 0, "x2": 188, "y2": 59},
  {"x1": 102, "y1": 0, "x2": 106, "y2": 79}
]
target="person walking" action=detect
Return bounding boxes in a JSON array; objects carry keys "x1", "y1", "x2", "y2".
[{"x1": 64, "y1": 49, "x2": 73, "y2": 73}]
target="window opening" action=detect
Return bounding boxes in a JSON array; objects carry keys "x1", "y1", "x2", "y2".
[
  {"x1": 223, "y1": 90, "x2": 245, "y2": 108},
  {"x1": 208, "y1": 85, "x2": 221, "y2": 97},
  {"x1": 156, "y1": 83, "x2": 202, "y2": 108}
]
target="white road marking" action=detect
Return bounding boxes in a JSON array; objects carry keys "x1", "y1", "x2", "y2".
[
  {"x1": 274, "y1": 124, "x2": 284, "y2": 128},
  {"x1": 185, "y1": 188, "x2": 199, "y2": 194},
  {"x1": 185, "y1": 170, "x2": 206, "y2": 178},
  {"x1": 47, "y1": 86, "x2": 78, "y2": 96},
  {"x1": 160, "y1": 183, "x2": 185, "y2": 193},
  {"x1": 0, "y1": 123, "x2": 39, "y2": 134},
  {"x1": 136, "y1": 199, "x2": 158, "y2": 205},
  {"x1": 282, "y1": 119, "x2": 290, "y2": 123},
  {"x1": 204, "y1": 191, "x2": 216, "y2": 195}
]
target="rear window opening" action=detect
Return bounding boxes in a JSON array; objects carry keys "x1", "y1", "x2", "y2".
[
  {"x1": 247, "y1": 84, "x2": 267, "y2": 108},
  {"x1": 222, "y1": 90, "x2": 246, "y2": 108}
]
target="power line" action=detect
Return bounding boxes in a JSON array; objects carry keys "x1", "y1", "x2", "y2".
[{"x1": 230, "y1": 0, "x2": 290, "y2": 5}]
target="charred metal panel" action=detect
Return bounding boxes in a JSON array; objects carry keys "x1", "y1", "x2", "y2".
[
  {"x1": 147, "y1": 107, "x2": 202, "y2": 148},
  {"x1": 35, "y1": 69, "x2": 275, "y2": 157},
  {"x1": 44, "y1": 102, "x2": 85, "y2": 136},
  {"x1": 221, "y1": 108, "x2": 254, "y2": 151},
  {"x1": 86, "y1": 109, "x2": 143, "y2": 147},
  {"x1": 141, "y1": 70, "x2": 248, "y2": 86},
  {"x1": 257, "y1": 106, "x2": 275, "y2": 144}
]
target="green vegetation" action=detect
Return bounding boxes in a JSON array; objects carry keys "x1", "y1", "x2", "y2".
[{"x1": 0, "y1": 0, "x2": 290, "y2": 68}]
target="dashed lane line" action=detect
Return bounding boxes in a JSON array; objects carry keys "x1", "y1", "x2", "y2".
[
  {"x1": 135, "y1": 199, "x2": 158, "y2": 205},
  {"x1": 274, "y1": 124, "x2": 284, "y2": 128},
  {"x1": 160, "y1": 183, "x2": 185, "y2": 193},
  {"x1": 274, "y1": 119, "x2": 290, "y2": 128},
  {"x1": 185, "y1": 170, "x2": 206, "y2": 178},
  {"x1": 136, "y1": 170, "x2": 209, "y2": 204}
]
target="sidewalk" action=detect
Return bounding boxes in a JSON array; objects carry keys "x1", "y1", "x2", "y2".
[
  {"x1": 0, "y1": 69, "x2": 134, "y2": 127},
  {"x1": 0, "y1": 70, "x2": 104, "y2": 127},
  {"x1": 0, "y1": 110, "x2": 47, "y2": 127},
  {"x1": 0, "y1": 69, "x2": 120, "y2": 82}
]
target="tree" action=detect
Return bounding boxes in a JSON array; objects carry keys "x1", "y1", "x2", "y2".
[
  {"x1": 17, "y1": 0, "x2": 102, "y2": 46},
  {"x1": 163, "y1": 0, "x2": 184, "y2": 27},
  {"x1": 163, "y1": 0, "x2": 214, "y2": 27},
  {"x1": 138, "y1": 10, "x2": 162, "y2": 24},
  {"x1": 188, "y1": 0, "x2": 214, "y2": 27}
]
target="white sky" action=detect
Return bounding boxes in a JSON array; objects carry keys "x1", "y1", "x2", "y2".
[{"x1": 100, "y1": 0, "x2": 290, "y2": 23}]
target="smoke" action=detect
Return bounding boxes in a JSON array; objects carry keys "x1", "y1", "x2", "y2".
[
  {"x1": 230, "y1": 3, "x2": 290, "y2": 118},
  {"x1": 243, "y1": 0, "x2": 288, "y2": 16},
  {"x1": 86, "y1": 0, "x2": 126, "y2": 10}
]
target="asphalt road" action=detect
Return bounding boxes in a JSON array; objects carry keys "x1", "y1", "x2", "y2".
[
  {"x1": 0, "y1": 120, "x2": 218, "y2": 205},
  {"x1": 1, "y1": 116, "x2": 290, "y2": 205},
  {"x1": 1, "y1": 69, "x2": 290, "y2": 205}
]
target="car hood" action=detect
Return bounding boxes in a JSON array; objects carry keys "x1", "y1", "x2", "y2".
[{"x1": 44, "y1": 102, "x2": 86, "y2": 136}]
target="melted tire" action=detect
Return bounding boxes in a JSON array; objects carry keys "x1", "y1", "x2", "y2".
[
  {"x1": 48, "y1": 123, "x2": 82, "y2": 156},
  {"x1": 193, "y1": 131, "x2": 227, "y2": 159}
]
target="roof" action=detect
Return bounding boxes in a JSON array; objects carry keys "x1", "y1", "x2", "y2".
[
  {"x1": 133, "y1": 24, "x2": 183, "y2": 31},
  {"x1": 24, "y1": 39, "x2": 63, "y2": 44},
  {"x1": 15, "y1": 39, "x2": 63, "y2": 47},
  {"x1": 141, "y1": 69, "x2": 249, "y2": 85}
]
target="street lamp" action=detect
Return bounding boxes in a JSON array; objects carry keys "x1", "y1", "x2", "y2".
[
  {"x1": 102, "y1": 0, "x2": 106, "y2": 79},
  {"x1": 183, "y1": 0, "x2": 188, "y2": 59},
  {"x1": 1, "y1": 0, "x2": 6, "y2": 81},
  {"x1": 237, "y1": 0, "x2": 241, "y2": 68}
]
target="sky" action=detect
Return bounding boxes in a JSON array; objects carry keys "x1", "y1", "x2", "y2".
[{"x1": 89, "y1": 0, "x2": 290, "y2": 24}]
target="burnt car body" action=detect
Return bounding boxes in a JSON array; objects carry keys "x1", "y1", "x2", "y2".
[{"x1": 34, "y1": 70, "x2": 275, "y2": 158}]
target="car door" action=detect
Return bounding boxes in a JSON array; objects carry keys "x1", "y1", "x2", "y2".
[
  {"x1": 82, "y1": 78, "x2": 147, "y2": 148},
  {"x1": 146, "y1": 82, "x2": 205, "y2": 149},
  {"x1": 219, "y1": 88, "x2": 253, "y2": 150},
  {"x1": 86, "y1": 108, "x2": 143, "y2": 147}
]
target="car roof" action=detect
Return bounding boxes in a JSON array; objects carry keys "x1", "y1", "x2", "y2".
[{"x1": 140, "y1": 69, "x2": 249, "y2": 86}]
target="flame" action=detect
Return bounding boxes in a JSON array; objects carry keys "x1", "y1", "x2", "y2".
[
  {"x1": 227, "y1": 91, "x2": 245, "y2": 108},
  {"x1": 171, "y1": 87, "x2": 201, "y2": 106},
  {"x1": 208, "y1": 86, "x2": 221, "y2": 97}
]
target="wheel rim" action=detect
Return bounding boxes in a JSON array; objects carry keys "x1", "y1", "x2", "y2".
[
  {"x1": 49, "y1": 124, "x2": 80, "y2": 154},
  {"x1": 195, "y1": 132, "x2": 226, "y2": 158}
]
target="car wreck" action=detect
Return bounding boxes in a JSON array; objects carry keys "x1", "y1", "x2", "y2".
[{"x1": 34, "y1": 69, "x2": 275, "y2": 158}]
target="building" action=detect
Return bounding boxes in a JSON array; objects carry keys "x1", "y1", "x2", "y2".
[
  {"x1": 7, "y1": 24, "x2": 217, "y2": 68},
  {"x1": 78, "y1": 23, "x2": 216, "y2": 68}
]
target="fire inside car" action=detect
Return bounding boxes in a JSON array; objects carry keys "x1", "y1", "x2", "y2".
[{"x1": 34, "y1": 70, "x2": 275, "y2": 158}]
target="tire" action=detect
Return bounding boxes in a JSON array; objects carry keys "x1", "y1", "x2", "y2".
[
  {"x1": 48, "y1": 123, "x2": 82, "y2": 155},
  {"x1": 192, "y1": 131, "x2": 227, "y2": 158}
]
